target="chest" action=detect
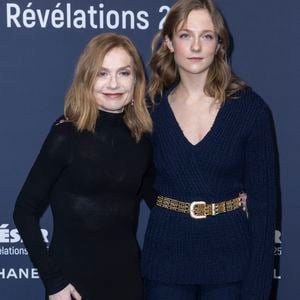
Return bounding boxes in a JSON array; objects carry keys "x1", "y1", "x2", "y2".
[
  {"x1": 152, "y1": 100, "x2": 248, "y2": 174},
  {"x1": 170, "y1": 101, "x2": 219, "y2": 146},
  {"x1": 67, "y1": 131, "x2": 150, "y2": 188}
]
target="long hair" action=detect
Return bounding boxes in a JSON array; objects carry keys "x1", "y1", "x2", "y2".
[
  {"x1": 65, "y1": 33, "x2": 152, "y2": 142},
  {"x1": 149, "y1": 0, "x2": 247, "y2": 103}
]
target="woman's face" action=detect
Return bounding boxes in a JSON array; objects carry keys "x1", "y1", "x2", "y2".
[
  {"x1": 93, "y1": 47, "x2": 135, "y2": 113},
  {"x1": 167, "y1": 9, "x2": 219, "y2": 79}
]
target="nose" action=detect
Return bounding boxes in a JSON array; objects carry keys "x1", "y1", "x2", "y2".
[
  {"x1": 191, "y1": 37, "x2": 201, "y2": 52},
  {"x1": 108, "y1": 74, "x2": 118, "y2": 89}
]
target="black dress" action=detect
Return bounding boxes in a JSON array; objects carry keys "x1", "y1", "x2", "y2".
[{"x1": 13, "y1": 111, "x2": 155, "y2": 300}]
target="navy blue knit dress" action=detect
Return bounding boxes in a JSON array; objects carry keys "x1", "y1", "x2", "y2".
[{"x1": 142, "y1": 88, "x2": 277, "y2": 300}]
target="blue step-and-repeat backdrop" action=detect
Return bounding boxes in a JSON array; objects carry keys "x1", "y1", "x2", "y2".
[{"x1": 0, "y1": 0, "x2": 299, "y2": 299}]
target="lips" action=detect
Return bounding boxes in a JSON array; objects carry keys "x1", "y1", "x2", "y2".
[
  {"x1": 187, "y1": 57, "x2": 204, "y2": 60},
  {"x1": 102, "y1": 93, "x2": 124, "y2": 99}
]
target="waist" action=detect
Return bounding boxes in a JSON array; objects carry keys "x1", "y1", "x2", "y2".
[{"x1": 156, "y1": 195, "x2": 242, "y2": 219}]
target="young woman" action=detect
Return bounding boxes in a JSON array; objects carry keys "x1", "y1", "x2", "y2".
[
  {"x1": 13, "y1": 33, "x2": 155, "y2": 300},
  {"x1": 142, "y1": 0, "x2": 277, "y2": 299}
]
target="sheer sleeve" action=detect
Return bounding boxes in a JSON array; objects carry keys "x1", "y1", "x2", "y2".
[
  {"x1": 13, "y1": 122, "x2": 74, "y2": 295},
  {"x1": 140, "y1": 160, "x2": 157, "y2": 209}
]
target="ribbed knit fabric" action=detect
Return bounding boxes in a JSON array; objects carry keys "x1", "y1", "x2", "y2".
[{"x1": 142, "y1": 87, "x2": 277, "y2": 300}]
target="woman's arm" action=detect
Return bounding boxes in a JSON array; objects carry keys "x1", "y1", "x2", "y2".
[
  {"x1": 138, "y1": 137, "x2": 157, "y2": 209},
  {"x1": 13, "y1": 122, "x2": 73, "y2": 295},
  {"x1": 242, "y1": 103, "x2": 278, "y2": 300},
  {"x1": 140, "y1": 159, "x2": 157, "y2": 209}
]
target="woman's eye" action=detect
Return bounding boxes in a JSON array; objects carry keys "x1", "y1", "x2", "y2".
[
  {"x1": 119, "y1": 71, "x2": 131, "y2": 76},
  {"x1": 202, "y1": 34, "x2": 214, "y2": 41},
  {"x1": 98, "y1": 71, "x2": 108, "y2": 77},
  {"x1": 179, "y1": 33, "x2": 189, "y2": 39}
]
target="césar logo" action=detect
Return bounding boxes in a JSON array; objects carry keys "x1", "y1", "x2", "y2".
[{"x1": 0, "y1": 224, "x2": 49, "y2": 243}]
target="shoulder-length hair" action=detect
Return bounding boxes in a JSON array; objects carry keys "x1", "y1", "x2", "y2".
[
  {"x1": 149, "y1": 0, "x2": 247, "y2": 103},
  {"x1": 64, "y1": 33, "x2": 152, "y2": 142}
]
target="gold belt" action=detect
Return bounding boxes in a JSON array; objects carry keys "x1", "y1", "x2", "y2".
[{"x1": 156, "y1": 195, "x2": 242, "y2": 219}]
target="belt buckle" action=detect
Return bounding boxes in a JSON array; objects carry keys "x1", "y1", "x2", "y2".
[{"x1": 190, "y1": 201, "x2": 206, "y2": 219}]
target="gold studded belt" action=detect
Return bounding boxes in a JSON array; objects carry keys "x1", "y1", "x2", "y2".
[{"x1": 156, "y1": 195, "x2": 242, "y2": 219}]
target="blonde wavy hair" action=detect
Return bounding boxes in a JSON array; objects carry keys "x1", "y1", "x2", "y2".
[
  {"x1": 64, "y1": 33, "x2": 152, "y2": 142},
  {"x1": 149, "y1": 0, "x2": 247, "y2": 103}
]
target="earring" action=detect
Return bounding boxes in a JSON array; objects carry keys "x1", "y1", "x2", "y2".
[{"x1": 131, "y1": 98, "x2": 134, "y2": 106}]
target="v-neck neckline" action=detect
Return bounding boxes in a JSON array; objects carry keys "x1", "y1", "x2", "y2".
[{"x1": 164, "y1": 88, "x2": 225, "y2": 148}]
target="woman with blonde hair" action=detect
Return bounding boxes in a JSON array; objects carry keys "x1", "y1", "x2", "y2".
[
  {"x1": 142, "y1": 0, "x2": 277, "y2": 299},
  {"x1": 13, "y1": 33, "x2": 154, "y2": 300}
]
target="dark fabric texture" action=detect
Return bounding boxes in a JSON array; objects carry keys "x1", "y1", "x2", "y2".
[
  {"x1": 14, "y1": 110, "x2": 155, "y2": 300},
  {"x1": 144, "y1": 279, "x2": 242, "y2": 300},
  {"x1": 142, "y1": 88, "x2": 278, "y2": 300}
]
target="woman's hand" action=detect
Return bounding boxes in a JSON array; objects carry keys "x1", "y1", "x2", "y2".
[
  {"x1": 239, "y1": 191, "x2": 248, "y2": 214},
  {"x1": 49, "y1": 284, "x2": 81, "y2": 300}
]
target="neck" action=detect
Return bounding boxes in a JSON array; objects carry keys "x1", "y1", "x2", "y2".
[
  {"x1": 96, "y1": 109, "x2": 124, "y2": 128},
  {"x1": 175, "y1": 71, "x2": 211, "y2": 104}
]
